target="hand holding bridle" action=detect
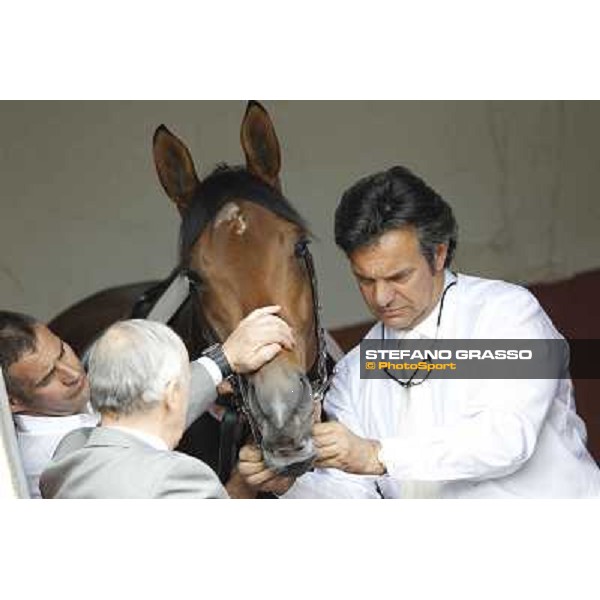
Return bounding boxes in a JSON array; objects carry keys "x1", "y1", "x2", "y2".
[
  {"x1": 313, "y1": 421, "x2": 385, "y2": 475},
  {"x1": 237, "y1": 444, "x2": 295, "y2": 496}
]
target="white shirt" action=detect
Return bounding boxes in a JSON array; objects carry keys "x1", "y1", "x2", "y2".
[
  {"x1": 285, "y1": 271, "x2": 600, "y2": 498},
  {"x1": 13, "y1": 409, "x2": 99, "y2": 499},
  {"x1": 196, "y1": 356, "x2": 223, "y2": 386}
]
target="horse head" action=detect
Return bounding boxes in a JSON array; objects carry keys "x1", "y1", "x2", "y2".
[{"x1": 152, "y1": 101, "x2": 319, "y2": 476}]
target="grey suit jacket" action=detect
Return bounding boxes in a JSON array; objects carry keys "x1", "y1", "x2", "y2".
[
  {"x1": 40, "y1": 427, "x2": 228, "y2": 499},
  {"x1": 187, "y1": 361, "x2": 219, "y2": 427},
  {"x1": 40, "y1": 362, "x2": 226, "y2": 499}
]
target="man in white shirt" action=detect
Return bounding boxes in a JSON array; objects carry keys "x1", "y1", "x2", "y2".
[
  {"x1": 239, "y1": 165, "x2": 600, "y2": 498},
  {"x1": 0, "y1": 307, "x2": 294, "y2": 498}
]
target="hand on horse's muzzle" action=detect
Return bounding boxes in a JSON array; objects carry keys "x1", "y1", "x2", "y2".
[
  {"x1": 222, "y1": 306, "x2": 296, "y2": 374},
  {"x1": 238, "y1": 444, "x2": 296, "y2": 496}
]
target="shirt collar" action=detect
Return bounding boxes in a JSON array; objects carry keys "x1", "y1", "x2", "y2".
[
  {"x1": 13, "y1": 410, "x2": 99, "y2": 433},
  {"x1": 104, "y1": 425, "x2": 169, "y2": 451}
]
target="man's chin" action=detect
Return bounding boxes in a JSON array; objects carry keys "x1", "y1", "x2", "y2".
[{"x1": 380, "y1": 313, "x2": 414, "y2": 331}]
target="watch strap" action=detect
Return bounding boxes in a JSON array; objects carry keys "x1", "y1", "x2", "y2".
[{"x1": 201, "y1": 343, "x2": 234, "y2": 380}]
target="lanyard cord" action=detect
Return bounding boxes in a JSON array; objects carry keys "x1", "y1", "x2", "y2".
[{"x1": 382, "y1": 276, "x2": 457, "y2": 388}]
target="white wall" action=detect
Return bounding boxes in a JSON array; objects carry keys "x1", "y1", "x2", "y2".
[{"x1": 1, "y1": 101, "x2": 599, "y2": 328}]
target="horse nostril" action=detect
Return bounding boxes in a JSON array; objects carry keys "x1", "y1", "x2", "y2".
[
  {"x1": 276, "y1": 436, "x2": 306, "y2": 452},
  {"x1": 293, "y1": 442, "x2": 306, "y2": 454}
]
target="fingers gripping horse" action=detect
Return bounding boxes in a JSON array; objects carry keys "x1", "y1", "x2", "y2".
[{"x1": 145, "y1": 102, "x2": 331, "y2": 479}]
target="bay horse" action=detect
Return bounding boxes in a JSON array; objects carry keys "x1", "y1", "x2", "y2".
[{"x1": 50, "y1": 101, "x2": 336, "y2": 487}]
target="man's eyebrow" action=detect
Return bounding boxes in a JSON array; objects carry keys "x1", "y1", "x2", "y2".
[
  {"x1": 352, "y1": 267, "x2": 413, "y2": 280},
  {"x1": 34, "y1": 340, "x2": 65, "y2": 387},
  {"x1": 386, "y1": 268, "x2": 414, "y2": 279}
]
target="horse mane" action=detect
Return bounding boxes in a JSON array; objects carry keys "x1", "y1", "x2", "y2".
[{"x1": 179, "y1": 164, "x2": 310, "y2": 265}]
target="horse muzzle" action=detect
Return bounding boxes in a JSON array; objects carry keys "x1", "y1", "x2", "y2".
[
  {"x1": 247, "y1": 366, "x2": 316, "y2": 477},
  {"x1": 262, "y1": 438, "x2": 316, "y2": 477}
]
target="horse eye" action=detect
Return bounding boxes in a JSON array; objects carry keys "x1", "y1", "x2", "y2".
[
  {"x1": 294, "y1": 238, "x2": 310, "y2": 258},
  {"x1": 185, "y1": 270, "x2": 206, "y2": 292}
]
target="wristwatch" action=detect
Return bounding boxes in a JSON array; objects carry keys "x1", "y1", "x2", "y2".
[{"x1": 201, "y1": 343, "x2": 234, "y2": 380}]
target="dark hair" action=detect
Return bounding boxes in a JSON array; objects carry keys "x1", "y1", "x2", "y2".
[
  {"x1": 334, "y1": 166, "x2": 458, "y2": 269},
  {"x1": 0, "y1": 311, "x2": 38, "y2": 398}
]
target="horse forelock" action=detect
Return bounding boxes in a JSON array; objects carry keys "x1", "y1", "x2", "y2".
[{"x1": 178, "y1": 164, "x2": 310, "y2": 266}]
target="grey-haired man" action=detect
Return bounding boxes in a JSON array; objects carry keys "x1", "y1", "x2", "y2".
[{"x1": 40, "y1": 318, "x2": 284, "y2": 498}]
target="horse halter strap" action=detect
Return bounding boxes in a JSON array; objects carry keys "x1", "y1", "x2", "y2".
[
  {"x1": 294, "y1": 239, "x2": 332, "y2": 406},
  {"x1": 144, "y1": 273, "x2": 192, "y2": 324}
]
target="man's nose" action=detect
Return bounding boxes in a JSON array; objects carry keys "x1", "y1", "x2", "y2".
[{"x1": 374, "y1": 280, "x2": 394, "y2": 308}]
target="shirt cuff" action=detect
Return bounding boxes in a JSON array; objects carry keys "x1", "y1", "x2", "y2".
[
  {"x1": 378, "y1": 437, "x2": 422, "y2": 479},
  {"x1": 196, "y1": 356, "x2": 223, "y2": 386}
]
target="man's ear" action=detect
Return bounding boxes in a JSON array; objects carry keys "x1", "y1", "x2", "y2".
[
  {"x1": 434, "y1": 243, "x2": 448, "y2": 272},
  {"x1": 5, "y1": 369, "x2": 30, "y2": 414},
  {"x1": 163, "y1": 379, "x2": 182, "y2": 414},
  {"x1": 8, "y1": 394, "x2": 28, "y2": 414}
]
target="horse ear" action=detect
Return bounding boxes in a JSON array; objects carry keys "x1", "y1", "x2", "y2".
[
  {"x1": 153, "y1": 125, "x2": 200, "y2": 212},
  {"x1": 240, "y1": 101, "x2": 282, "y2": 191}
]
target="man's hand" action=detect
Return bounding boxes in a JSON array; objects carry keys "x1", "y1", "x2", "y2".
[
  {"x1": 222, "y1": 306, "x2": 295, "y2": 374},
  {"x1": 238, "y1": 444, "x2": 295, "y2": 496},
  {"x1": 313, "y1": 421, "x2": 385, "y2": 475},
  {"x1": 225, "y1": 467, "x2": 258, "y2": 499}
]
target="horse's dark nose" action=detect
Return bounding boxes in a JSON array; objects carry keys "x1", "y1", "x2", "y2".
[
  {"x1": 248, "y1": 364, "x2": 314, "y2": 475},
  {"x1": 265, "y1": 437, "x2": 306, "y2": 456},
  {"x1": 262, "y1": 438, "x2": 316, "y2": 476}
]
